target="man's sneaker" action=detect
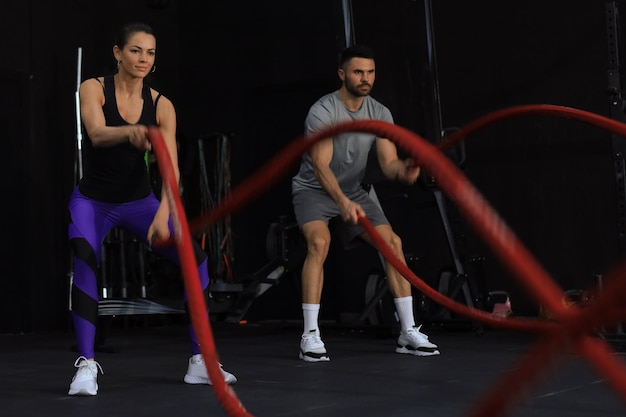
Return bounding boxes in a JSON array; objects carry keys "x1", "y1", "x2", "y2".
[
  {"x1": 184, "y1": 354, "x2": 237, "y2": 385},
  {"x1": 396, "y1": 325, "x2": 440, "y2": 356},
  {"x1": 68, "y1": 356, "x2": 103, "y2": 396},
  {"x1": 299, "y1": 329, "x2": 330, "y2": 362}
]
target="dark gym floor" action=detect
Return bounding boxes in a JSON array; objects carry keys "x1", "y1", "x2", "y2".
[{"x1": 2, "y1": 319, "x2": 626, "y2": 417}]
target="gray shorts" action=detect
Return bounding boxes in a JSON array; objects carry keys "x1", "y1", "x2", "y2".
[{"x1": 292, "y1": 187, "x2": 390, "y2": 247}]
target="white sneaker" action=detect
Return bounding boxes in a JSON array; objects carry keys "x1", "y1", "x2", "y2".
[
  {"x1": 299, "y1": 329, "x2": 330, "y2": 362},
  {"x1": 184, "y1": 354, "x2": 237, "y2": 385},
  {"x1": 68, "y1": 356, "x2": 103, "y2": 396},
  {"x1": 396, "y1": 325, "x2": 440, "y2": 356}
]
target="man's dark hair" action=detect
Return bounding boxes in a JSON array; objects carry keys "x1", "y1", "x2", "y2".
[{"x1": 339, "y1": 44, "x2": 375, "y2": 68}]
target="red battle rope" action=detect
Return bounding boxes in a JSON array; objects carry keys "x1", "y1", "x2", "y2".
[
  {"x1": 438, "y1": 104, "x2": 626, "y2": 153},
  {"x1": 150, "y1": 104, "x2": 626, "y2": 417},
  {"x1": 147, "y1": 126, "x2": 252, "y2": 417}
]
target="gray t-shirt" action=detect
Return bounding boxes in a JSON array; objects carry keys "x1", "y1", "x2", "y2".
[{"x1": 292, "y1": 90, "x2": 394, "y2": 195}]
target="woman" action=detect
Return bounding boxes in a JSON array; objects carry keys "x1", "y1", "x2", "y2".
[{"x1": 67, "y1": 22, "x2": 236, "y2": 396}]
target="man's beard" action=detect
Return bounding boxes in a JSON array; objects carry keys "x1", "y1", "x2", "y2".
[{"x1": 346, "y1": 81, "x2": 371, "y2": 97}]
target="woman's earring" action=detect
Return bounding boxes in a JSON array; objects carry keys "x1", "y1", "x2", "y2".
[
  {"x1": 151, "y1": 65, "x2": 156, "y2": 73},
  {"x1": 117, "y1": 61, "x2": 121, "y2": 69}
]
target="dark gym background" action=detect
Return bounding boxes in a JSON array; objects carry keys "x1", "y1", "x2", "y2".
[{"x1": 0, "y1": 0, "x2": 623, "y2": 333}]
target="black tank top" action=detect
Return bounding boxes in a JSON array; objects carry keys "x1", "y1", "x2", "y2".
[{"x1": 78, "y1": 75, "x2": 159, "y2": 202}]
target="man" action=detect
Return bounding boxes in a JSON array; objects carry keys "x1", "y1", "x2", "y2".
[{"x1": 291, "y1": 44, "x2": 440, "y2": 362}]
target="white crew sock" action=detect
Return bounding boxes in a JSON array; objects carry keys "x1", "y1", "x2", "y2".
[
  {"x1": 393, "y1": 296, "x2": 416, "y2": 331},
  {"x1": 302, "y1": 303, "x2": 320, "y2": 335}
]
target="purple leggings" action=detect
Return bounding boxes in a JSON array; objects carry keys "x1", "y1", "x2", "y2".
[{"x1": 68, "y1": 187, "x2": 210, "y2": 358}]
